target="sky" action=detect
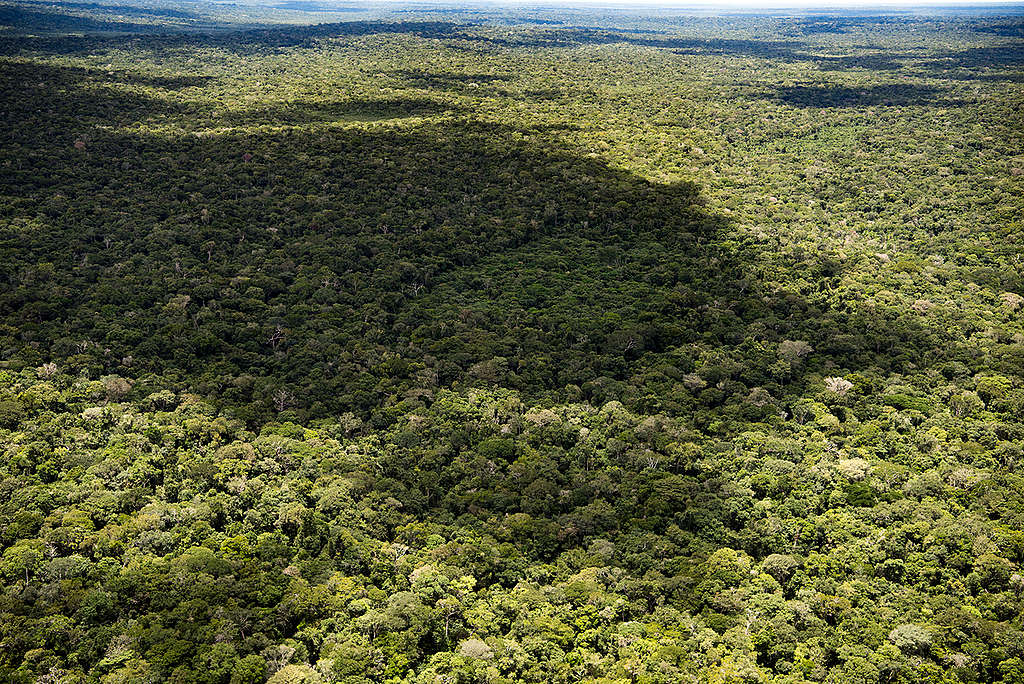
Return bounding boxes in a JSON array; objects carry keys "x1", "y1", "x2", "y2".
[
  {"x1": 433, "y1": 0, "x2": 1024, "y2": 11},
  {"x1": 493, "y1": 0, "x2": 1024, "y2": 8},
  {"x1": 546, "y1": 1, "x2": 1019, "y2": 5}
]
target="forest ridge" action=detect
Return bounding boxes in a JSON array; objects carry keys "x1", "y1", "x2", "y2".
[{"x1": 0, "y1": 2, "x2": 1023, "y2": 683}]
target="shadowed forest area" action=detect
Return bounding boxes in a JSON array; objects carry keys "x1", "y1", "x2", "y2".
[{"x1": 1, "y1": 3, "x2": 1023, "y2": 683}]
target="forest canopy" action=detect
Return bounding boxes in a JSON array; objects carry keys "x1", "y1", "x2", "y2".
[{"x1": 0, "y1": 2, "x2": 1023, "y2": 683}]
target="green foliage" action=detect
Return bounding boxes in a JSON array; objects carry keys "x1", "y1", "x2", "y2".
[
  {"x1": 0, "y1": 3, "x2": 1022, "y2": 683},
  {"x1": 0, "y1": 371, "x2": 1021, "y2": 681}
]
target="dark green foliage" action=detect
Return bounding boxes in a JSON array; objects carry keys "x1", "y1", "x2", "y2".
[{"x1": 0, "y1": 3, "x2": 1023, "y2": 683}]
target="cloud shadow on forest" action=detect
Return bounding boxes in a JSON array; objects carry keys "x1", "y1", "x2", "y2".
[
  {"x1": 0, "y1": 5, "x2": 159, "y2": 32},
  {"x1": 1, "y1": 57, "x2": 734, "y2": 418},
  {"x1": 765, "y1": 83, "x2": 964, "y2": 107},
  {"x1": 916, "y1": 44, "x2": 1024, "y2": 80},
  {"x1": 14, "y1": 0, "x2": 198, "y2": 19},
  {"x1": 0, "y1": 61, "x2": 201, "y2": 137},
  {"x1": 2, "y1": 59, "x2": 214, "y2": 90},
  {"x1": 1, "y1": 45, "x2": 1005, "y2": 426}
]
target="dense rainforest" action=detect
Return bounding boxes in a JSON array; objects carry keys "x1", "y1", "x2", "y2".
[{"x1": 1, "y1": 1, "x2": 1023, "y2": 682}]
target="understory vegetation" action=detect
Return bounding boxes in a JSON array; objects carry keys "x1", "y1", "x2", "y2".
[{"x1": 1, "y1": 2, "x2": 1023, "y2": 682}]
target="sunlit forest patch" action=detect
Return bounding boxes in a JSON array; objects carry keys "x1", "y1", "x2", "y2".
[{"x1": 0, "y1": 2, "x2": 1023, "y2": 682}]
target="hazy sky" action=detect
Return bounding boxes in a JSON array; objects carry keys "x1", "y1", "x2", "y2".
[{"x1": 510, "y1": 0, "x2": 1023, "y2": 6}]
